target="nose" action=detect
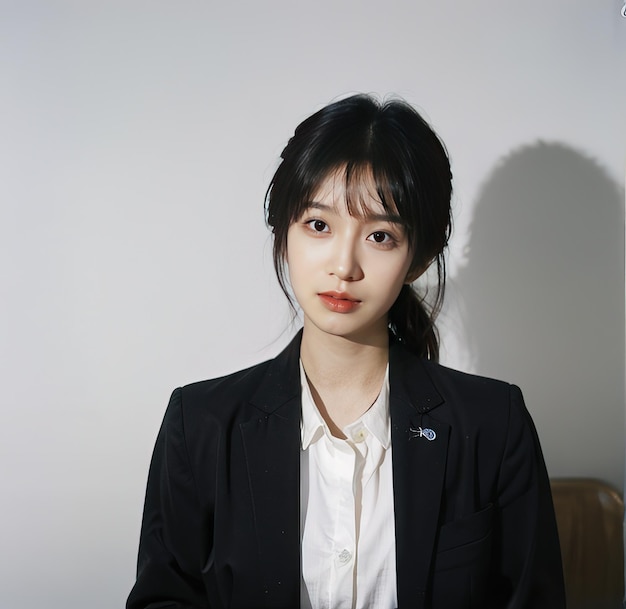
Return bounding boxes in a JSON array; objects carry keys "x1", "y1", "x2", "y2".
[{"x1": 329, "y1": 236, "x2": 364, "y2": 281}]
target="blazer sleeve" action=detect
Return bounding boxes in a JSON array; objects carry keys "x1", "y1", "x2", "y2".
[
  {"x1": 127, "y1": 388, "x2": 211, "y2": 609},
  {"x1": 493, "y1": 385, "x2": 565, "y2": 608}
]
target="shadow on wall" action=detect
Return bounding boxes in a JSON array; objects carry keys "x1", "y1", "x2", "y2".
[{"x1": 450, "y1": 142, "x2": 625, "y2": 488}]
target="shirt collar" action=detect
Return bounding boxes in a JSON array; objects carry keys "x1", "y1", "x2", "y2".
[{"x1": 300, "y1": 360, "x2": 390, "y2": 450}]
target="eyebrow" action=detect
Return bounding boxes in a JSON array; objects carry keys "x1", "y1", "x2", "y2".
[{"x1": 306, "y1": 201, "x2": 405, "y2": 225}]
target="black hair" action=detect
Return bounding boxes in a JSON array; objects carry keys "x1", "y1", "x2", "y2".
[{"x1": 265, "y1": 94, "x2": 452, "y2": 361}]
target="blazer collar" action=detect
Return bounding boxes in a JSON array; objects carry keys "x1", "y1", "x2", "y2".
[
  {"x1": 389, "y1": 337, "x2": 444, "y2": 414},
  {"x1": 249, "y1": 330, "x2": 303, "y2": 414}
]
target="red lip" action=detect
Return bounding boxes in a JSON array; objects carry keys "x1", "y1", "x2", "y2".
[{"x1": 318, "y1": 291, "x2": 361, "y2": 313}]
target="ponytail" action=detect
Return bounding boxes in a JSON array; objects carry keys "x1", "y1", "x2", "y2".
[{"x1": 388, "y1": 259, "x2": 446, "y2": 361}]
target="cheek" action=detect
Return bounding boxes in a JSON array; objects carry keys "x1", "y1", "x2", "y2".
[
  {"x1": 285, "y1": 232, "x2": 310, "y2": 287},
  {"x1": 373, "y1": 250, "x2": 413, "y2": 284},
  {"x1": 380, "y1": 259, "x2": 414, "y2": 305},
  {"x1": 285, "y1": 229, "x2": 305, "y2": 276},
  {"x1": 287, "y1": 230, "x2": 326, "y2": 271}
]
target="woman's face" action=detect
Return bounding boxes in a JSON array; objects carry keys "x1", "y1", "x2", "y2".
[{"x1": 286, "y1": 172, "x2": 418, "y2": 344}]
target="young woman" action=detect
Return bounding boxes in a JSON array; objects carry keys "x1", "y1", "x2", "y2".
[{"x1": 127, "y1": 94, "x2": 565, "y2": 609}]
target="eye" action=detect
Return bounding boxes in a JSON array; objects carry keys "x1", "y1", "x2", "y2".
[
  {"x1": 368, "y1": 231, "x2": 393, "y2": 244},
  {"x1": 306, "y1": 219, "x2": 329, "y2": 233}
]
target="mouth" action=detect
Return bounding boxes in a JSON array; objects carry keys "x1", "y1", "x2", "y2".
[
  {"x1": 318, "y1": 291, "x2": 360, "y2": 302},
  {"x1": 317, "y1": 291, "x2": 361, "y2": 313}
]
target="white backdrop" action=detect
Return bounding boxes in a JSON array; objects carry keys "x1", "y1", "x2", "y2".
[{"x1": 1, "y1": 2, "x2": 625, "y2": 608}]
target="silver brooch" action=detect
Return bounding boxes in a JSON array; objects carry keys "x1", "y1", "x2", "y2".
[{"x1": 409, "y1": 426, "x2": 436, "y2": 441}]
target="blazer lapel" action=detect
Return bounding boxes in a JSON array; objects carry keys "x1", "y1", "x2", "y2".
[
  {"x1": 390, "y1": 343, "x2": 450, "y2": 609},
  {"x1": 239, "y1": 332, "x2": 302, "y2": 606}
]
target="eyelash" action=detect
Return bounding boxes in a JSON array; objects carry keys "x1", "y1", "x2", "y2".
[
  {"x1": 302, "y1": 218, "x2": 398, "y2": 248},
  {"x1": 368, "y1": 231, "x2": 396, "y2": 246},
  {"x1": 305, "y1": 219, "x2": 329, "y2": 233}
]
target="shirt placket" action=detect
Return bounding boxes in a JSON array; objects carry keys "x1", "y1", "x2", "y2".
[{"x1": 327, "y1": 437, "x2": 357, "y2": 609}]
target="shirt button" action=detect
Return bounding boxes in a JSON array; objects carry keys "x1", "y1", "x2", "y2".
[
  {"x1": 337, "y1": 549, "x2": 352, "y2": 564},
  {"x1": 354, "y1": 428, "x2": 368, "y2": 442}
]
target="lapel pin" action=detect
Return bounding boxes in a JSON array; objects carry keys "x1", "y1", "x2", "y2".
[{"x1": 409, "y1": 426, "x2": 436, "y2": 441}]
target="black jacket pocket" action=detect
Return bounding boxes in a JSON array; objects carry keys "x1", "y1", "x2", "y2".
[{"x1": 435, "y1": 504, "x2": 494, "y2": 571}]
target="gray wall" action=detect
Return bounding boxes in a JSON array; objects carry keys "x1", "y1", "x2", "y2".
[{"x1": 1, "y1": 2, "x2": 624, "y2": 608}]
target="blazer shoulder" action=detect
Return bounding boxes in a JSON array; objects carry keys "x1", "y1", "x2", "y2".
[
  {"x1": 420, "y1": 357, "x2": 516, "y2": 398},
  {"x1": 415, "y1": 360, "x2": 534, "y2": 453},
  {"x1": 170, "y1": 358, "x2": 275, "y2": 421},
  {"x1": 171, "y1": 332, "x2": 303, "y2": 424},
  {"x1": 390, "y1": 339, "x2": 515, "y2": 398},
  {"x1": 180, "y1": 331, "x2": 302, "y2": 404},
  {"x1": 183, "y1": 358, "x2": 274, "y2": 399}
]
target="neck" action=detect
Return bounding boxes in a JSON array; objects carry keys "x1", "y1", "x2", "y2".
[
  {"x1": 300, "y1": 323, "x2": 389, "y2": 436},
  {"x1": 300, "y1": 328, "x2": 389, "y2": 381}
]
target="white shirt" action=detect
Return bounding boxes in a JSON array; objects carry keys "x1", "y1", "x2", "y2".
[{"x1": 300, "y1": 362, "x2": 397, "y2": 609}]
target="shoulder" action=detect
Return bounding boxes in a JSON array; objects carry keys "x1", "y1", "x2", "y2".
[
  {"x1": 420, "y1": 358, "x2": 517, "y2": 401},
  {"x1": 391, "y1": 340, "x2": 517, "y2": 405},
  {"x1": 181, "y1": 358, "x2": 275, "y2": 403},
  {"x1": 155, "y1": 360, "x2": 280, "y2": 458},
  {"x1": 390, "y1": 342, "x2": 526, "y2": 432},
  {"x1": 168, "y1": 333, "x2": 303, "y2": 425},
  {"x1": 164, "y1": 358, "x2": 275, "y2": 426},
  {"x1": 415, "y1": 359, "x2": 533, "y2": 451}
]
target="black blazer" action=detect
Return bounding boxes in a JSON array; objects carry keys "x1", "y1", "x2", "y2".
[{"x1": 127, "y1": 332, "x2": 565, "y2": 609}]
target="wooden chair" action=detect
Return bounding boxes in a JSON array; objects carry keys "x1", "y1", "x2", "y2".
[{"x1": 550, "y1": 478, "x2": 624, "y2": 609}]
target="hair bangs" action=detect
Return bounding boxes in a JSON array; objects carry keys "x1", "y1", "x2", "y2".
[{"x1": 340, "y1": 161, "x2": 401, "y2": 223}]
